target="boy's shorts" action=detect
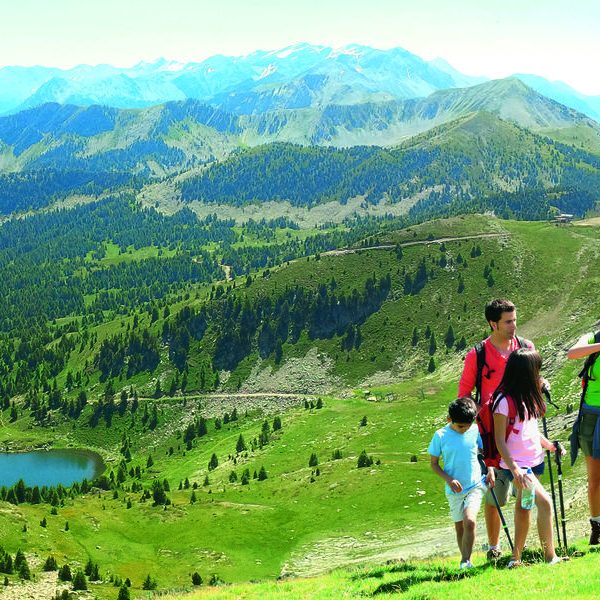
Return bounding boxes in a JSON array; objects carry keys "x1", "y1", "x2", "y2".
[
  {"x1": 484, "y1": 468, "x2": 512, "y2": 507},
  {"x1": 446, "y1": 483, "x2": 485, "y2": 522}
]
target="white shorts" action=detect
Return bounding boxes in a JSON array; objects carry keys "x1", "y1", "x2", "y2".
[{"x1": 446, "y1": 483, "x2": 485, "y2": 523}]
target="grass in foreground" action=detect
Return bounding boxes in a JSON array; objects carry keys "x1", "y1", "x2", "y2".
[{"x1": 157, "y1": 544, "x2": 600, "y2": 599}]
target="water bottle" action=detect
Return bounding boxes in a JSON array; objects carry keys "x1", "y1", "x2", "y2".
[{"x1": 520, "y1": 467, "x2": 536, "y2": 510}]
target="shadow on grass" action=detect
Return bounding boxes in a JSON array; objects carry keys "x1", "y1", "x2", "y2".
[
  {"x1": 369, "y1": 546, "x2": 588, "y2": 595},
  {"x1": 371, "y1": 564, "x2": 485, "y2": 595}
]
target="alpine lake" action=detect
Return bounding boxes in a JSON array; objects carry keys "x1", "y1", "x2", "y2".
[{"x1": 0, "y1": 449, "x2": 105, "y2": 488}]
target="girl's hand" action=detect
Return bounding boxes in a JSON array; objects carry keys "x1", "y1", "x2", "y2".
[
  {"x1": 449, "y1": 479, "x2": 463, "y2": 493},
  {"x1": 555, "y1": 442, "x2": 566, "y2": 457},
  {"x1": 486, "y1": 468, "x2": 495, "y2": 488},
  {"x1": 512, "y1": 468, "x2": 529, "y2": 489}
]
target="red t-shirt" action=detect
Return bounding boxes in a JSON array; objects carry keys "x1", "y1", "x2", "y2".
[{"x1": 458, "y1": 337, "x2": 534, "y2": 407}]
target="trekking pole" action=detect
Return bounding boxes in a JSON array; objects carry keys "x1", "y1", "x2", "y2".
[
  {"x1": 541, "y1": 389, "x2": 561, "y2": 547},
  {"x1": 554, "y1": 441, "x2": 568, "y2": 549},
  {"x1": 478, "y1": 454, "x2": 514, "y2": 552}
]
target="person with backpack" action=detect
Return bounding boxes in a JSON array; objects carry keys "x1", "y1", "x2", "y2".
[
  {"x1": 567, "y1": 331, "x2": 600, "y2": 545},
  {"x1": 492, "y1": 348, "x2": 566, "y2": 567},
  {"x1": 429, "y1": 397, "x2": 495, "y2": 569},
  {"x1": 458, "y1": 298, "x2": 533, "y2": 560}
]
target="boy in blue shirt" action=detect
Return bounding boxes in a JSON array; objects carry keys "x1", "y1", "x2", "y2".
[{"x1": 429, "y1": 397, "x2": 495, "y2": 568}]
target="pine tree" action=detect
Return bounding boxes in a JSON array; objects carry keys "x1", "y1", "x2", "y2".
[
  {"x1": 58, "y1": 564, "x2": 72, "y2": 581},
  {"x1": 118, "y1": 585, "x2": 131, "y2": 600},
  {"x1": 308, "y1": 453, "x2": 319, "y2": 467},
  {"x1": 411, "y1": 327, "x2": 419, "y2": 346},
  {"x1": 258, "y1": 466, "x2": 268, "y2": 481},
  {"x1": 444, "y1": 325, "x2": 455, "y2": 349},
  {"x1": 428, "y1": 333, "x2": 437, "y2": 355},
  {"x1": 18, "y1": 559, "x2": 31, "y2": 580},
  {"x1": 235, "y1": 435, "x2": 246, "y2": 453},
  {"x1": 208, "y1": 453, "x2": 219, "y2": 471},
  {"x1": 142, "y1": 574, "x2": 157, "y2": 590},
  {"x1": 72, "y1": 570, "x2": 87, "y2": 590},
  {"x1": 357, "y1": 450, "x2": 374, "y2": 468}
]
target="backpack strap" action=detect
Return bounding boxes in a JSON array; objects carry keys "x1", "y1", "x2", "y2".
[
  {"x1": 491, "y1": 393, "x2": 517, "y2": 440},
  {"x1": 474, "y1": 342, "x2": 485, "y2": 406},
  {"x1": 516, "y1": 336, "x2": 529, "y2": 349}
]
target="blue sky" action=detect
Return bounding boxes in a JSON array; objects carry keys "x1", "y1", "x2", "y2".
[{"x1": 3, "y1": 0, "x2": 600, "y2": 94}]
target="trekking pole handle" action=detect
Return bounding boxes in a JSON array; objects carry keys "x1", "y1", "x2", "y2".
[{"x1": 553, "y1": 441, "x2": 565, "y2": 467}]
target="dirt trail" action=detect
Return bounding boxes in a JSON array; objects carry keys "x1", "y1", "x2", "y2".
[
  {"x1": 322, "y1": 232, "x2": 506, "y2": 256},
  {"x1": 281, "y1": 475, "x2": 591, "y2": 577}
]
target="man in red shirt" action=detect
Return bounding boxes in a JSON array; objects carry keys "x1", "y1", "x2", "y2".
[{"x1": 458, "y1": 298, "x2": 533, "y2": 560}]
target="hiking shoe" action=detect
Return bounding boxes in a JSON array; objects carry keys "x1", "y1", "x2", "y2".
[
  {"x1": 459, "y1": 560, "x2": 474, "y2": 569},
  {"x1": 486, "y1": 547, "x2": 502, "y2": 561},
  {"x1": 590, "y1": 519, "x2": 600, "y2": 545},
  {"x1": 506, "y1": 560, "x2": 523, "y2": 569}
]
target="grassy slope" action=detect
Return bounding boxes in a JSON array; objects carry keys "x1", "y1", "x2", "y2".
[
  {"x1": 2, "y1": 216, "x2": 600, "y2": 598},
  {"x1": 158, "y1": 546, "x2": 600, "y2": 599}
]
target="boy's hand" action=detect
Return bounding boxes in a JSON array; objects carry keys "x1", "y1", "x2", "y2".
[
  {"x1": 449, "y1": 479, "x2": 463, "y2": 493},
  {"x1": 486, "y1": 467, "x2": 495, "y2": 488}
]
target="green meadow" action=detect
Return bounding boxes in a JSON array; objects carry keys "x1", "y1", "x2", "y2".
[{"x1": 1, "y1": 215, "x2": 600, "y2": 598}]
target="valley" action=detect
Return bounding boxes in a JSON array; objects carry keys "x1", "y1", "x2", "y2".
[{"x1": 1, "y1": 40, "x2": 600, "y2": 598}]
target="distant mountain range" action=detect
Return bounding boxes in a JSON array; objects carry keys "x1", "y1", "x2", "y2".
[
  {"x1": 1, "y1": 76, "x2": 600, "y2": 220},
  {"x1": 2, "y1": 44, "x2": 600, "y2": 222},
  {"x1": 1, "y1": 77, "x2": 598, "y2": 176},
  {"x1": 1, "y1": 44, "x2": 599, "y2": 122}
]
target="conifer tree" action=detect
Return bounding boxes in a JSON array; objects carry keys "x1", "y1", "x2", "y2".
[
  {"x1": 208, "y1": 453, "x2": 218, "y2": 471},
  {"x1": 72, "y1": 570, "x2": 87, "y2": 590},
  {"x1": 235, "y1": 435, "x2": 246, "y2": 453}
]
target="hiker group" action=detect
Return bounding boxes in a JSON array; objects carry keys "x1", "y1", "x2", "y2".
[{"x1": 429, "y1": 298, "x2": 600, "y2": 569}]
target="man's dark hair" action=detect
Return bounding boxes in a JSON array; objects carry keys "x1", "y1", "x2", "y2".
[
  {"x1": 485, "y1": 298, "x2": 515, "y2": 326},
  {"x1": 448, "y1": 397, "x2": 478, "y2": 424}
]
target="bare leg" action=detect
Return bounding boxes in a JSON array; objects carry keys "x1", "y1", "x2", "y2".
[
  {"x1": 455, "y1": 521, "x2": 464, "y2": 555},
  {"x1": 586, "y1": 456, "x2": 600, "y2": 516},
  {"x1": 461, "y1": 509, "x2": 478, "y2": 562},
  {"x1": 533, "y1": 478, "x2": 556, "y2": 561},
  {"x1": 512, "y1": 488, "x2": 531, "y2": 562},
  {"x1": 485, "y1": 502, "x2": 501, "y2": 546}
]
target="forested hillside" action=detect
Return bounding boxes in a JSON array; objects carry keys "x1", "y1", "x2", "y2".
[
  {"x1": 1, "y1": 209, "x2": 598, "y2": 407},
  {"x1": 181, "y1": 113, "x2": 600, "y2": 219}
]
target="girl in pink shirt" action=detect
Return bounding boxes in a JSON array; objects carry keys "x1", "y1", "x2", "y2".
[{"x1": 492, "y1": 349, "x2": 566, "y2": 568}]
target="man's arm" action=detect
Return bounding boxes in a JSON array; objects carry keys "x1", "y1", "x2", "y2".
[
  {"x1": 567, "y1": 333, "x2": 599, "y2": 360},
  {"x1": 458, "y1": 347, "x2": 477, "y2": 398}
]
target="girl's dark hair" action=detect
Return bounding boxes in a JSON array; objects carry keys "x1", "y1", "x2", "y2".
[{"x1": 494, "y1": 348, "x2": 545, "y2": 419}]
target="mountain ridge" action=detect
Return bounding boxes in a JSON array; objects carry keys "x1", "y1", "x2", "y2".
[
  {"x1": 1, "y1": 44, "x2": 598, "y2": 123},
  {"x1": 1, "y1": 77, "x2": 598, "y2": 176}
]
